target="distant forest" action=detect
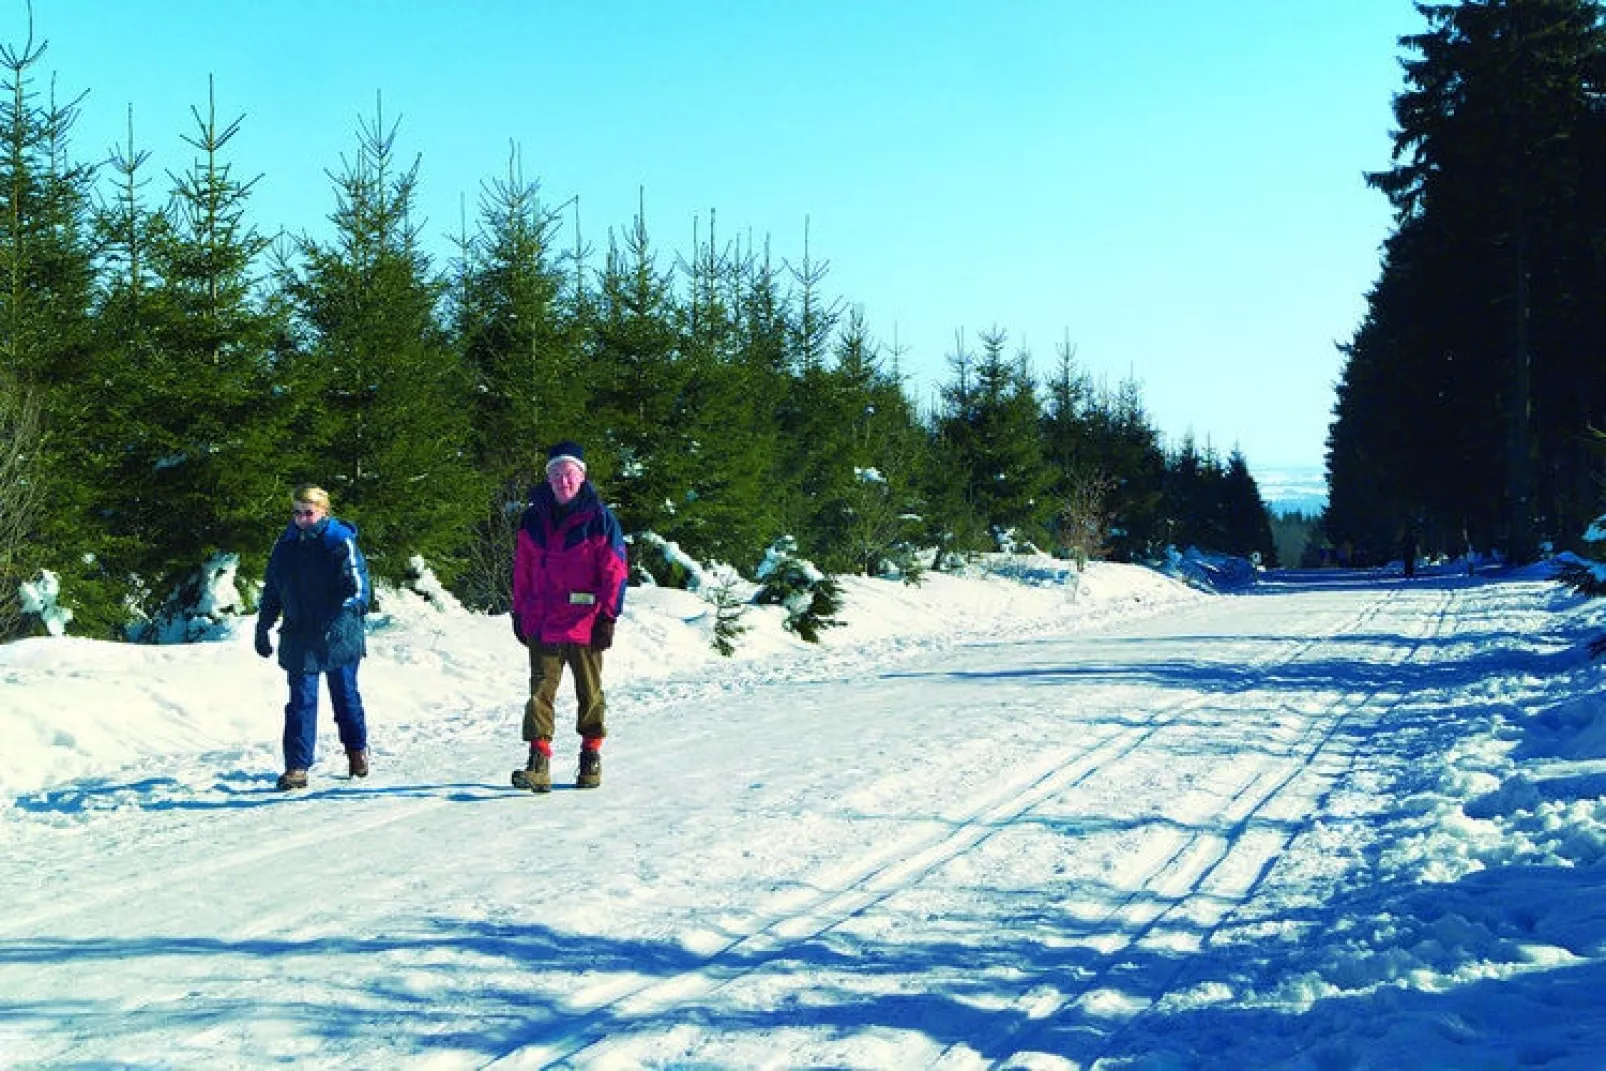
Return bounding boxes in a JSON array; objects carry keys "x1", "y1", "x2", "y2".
[{"x1": 1270, "y1": 511, "x2": 1319, "y2": 571}]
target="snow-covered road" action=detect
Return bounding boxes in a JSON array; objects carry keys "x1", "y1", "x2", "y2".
[{"x1": 4, "y1": 566, "x2": 1602, "y2": 1069}]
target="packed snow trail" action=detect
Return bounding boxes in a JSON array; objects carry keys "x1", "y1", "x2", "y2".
[{"x1": 0, "y1": 569, "x2": 1568, "y2": 1068}]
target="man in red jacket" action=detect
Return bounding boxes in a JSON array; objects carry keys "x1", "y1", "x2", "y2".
[{"x1": 510, "y1": 441, "x2": 629, "y2": 792}]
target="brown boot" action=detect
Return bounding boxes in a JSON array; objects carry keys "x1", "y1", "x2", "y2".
[
  {"x1": 347, "y1": 749, "x2": 369, "y2": 778},
  {"x1": 577, "y1": 749, "x2": 601, "y2": 789},
  {"x1": 511, "y1": 750, "x2": 551, "y2": 793},
  {"x1": 276, "y1": 768, "x2": 308, "y2": 791}
]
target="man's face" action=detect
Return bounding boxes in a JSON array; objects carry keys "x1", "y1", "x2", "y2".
[
  {"x1": 292, "y1": 500, "x2": 327, "y2": 531},
  {"x1": 548, "y1": 461, "x2": 585, "y2": 504}
]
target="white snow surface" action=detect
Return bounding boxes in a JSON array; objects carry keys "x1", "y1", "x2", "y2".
[{"x1": 4, "y1": 556, "x2": 1606, "y2": 1069}]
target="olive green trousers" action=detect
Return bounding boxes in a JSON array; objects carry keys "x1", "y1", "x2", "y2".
[{"x1": 522, "y1": 641, "x2": 607, "y2": 743}]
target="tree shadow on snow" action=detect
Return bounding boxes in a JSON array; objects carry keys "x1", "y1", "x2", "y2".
[
  {"x1": 6, "y1": 856, "x2": 1602, "y2": 1068},
  {"x1": 885, "y1": 594, "x2": 1586, "y2": 705}
]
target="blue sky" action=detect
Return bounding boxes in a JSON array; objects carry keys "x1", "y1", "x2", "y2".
[{"x1": 15, "y1": 1, "x2": 1421, "y2": 474}]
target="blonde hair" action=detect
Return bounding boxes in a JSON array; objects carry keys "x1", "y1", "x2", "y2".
[{"x1": 292, "y1": 484, "x2": 332, "y2": 511}]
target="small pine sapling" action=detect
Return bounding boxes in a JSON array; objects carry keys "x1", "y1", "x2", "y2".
[
  {"x1": 704, "y1": 562, "x2": 750, "y2": 657},
  {"x1": 755, "y1": 536, "x2": 843, "y2": 643}
]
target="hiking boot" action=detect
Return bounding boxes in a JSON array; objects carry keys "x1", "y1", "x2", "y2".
[
  {"x1": 276, "y1": 768, "x2": 308, "y2": 791},
  {"x1": 577, "y1": 749, "x2": 601, "y2": 789},
  {"x1": 347, "y1": 749, "x2": 369, "y2": 778},
  {"x1": 511, "y1": 751, "x2": 551, "y2": 793}
]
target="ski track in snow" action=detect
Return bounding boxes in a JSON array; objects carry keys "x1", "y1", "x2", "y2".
[
  {"x1": 0, "y1": 571, "x2": 1569, "y2": 1068},
  {"x1": 493, "y1": 582, "x2": 1468, "y2": 1068},
  {"x1": 997, "y1": 587, "x2": 1459, "y2": 1067}
]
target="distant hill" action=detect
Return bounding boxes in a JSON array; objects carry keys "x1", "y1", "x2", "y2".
[{"x1": 1253, "y1": 465, "x2": 1326, "y2": 516}]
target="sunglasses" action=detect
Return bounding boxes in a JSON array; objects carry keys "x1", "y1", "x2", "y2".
[{"x1": 292, "y1": 508, "x2": 320, "y2": 518}]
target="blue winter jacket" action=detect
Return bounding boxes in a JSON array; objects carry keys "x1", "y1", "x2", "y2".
[{"x1": 258, "y1": 516, "x2": 369, "y2": 674}]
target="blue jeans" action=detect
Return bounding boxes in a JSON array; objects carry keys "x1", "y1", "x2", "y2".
[{"x1": 282, "y1": 663, "x2": 367, "y2": 771}]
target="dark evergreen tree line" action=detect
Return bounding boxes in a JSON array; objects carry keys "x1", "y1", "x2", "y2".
[
  {"x1": 0, "y1": 24, "x2": 1277, "y2": 640},
  {"x1": 1327, "y1": 0, "x2": 1606, "y2": 565}
]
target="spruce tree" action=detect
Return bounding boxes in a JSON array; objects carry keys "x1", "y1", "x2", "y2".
[
  {"x1": 447, "y1": 146, "x2": 582, "y2": 609},
  {"x1": 928, "y1": 330, "x2": 985, "y2": 556},
  {"x1": 0, "y1": 26, "x2": 102, "y2": 630},
  {"x1": 934, "y1": 328, "x2": 1052, "y2": 552},
  {"x1": 1164, "y1": 435, "x2": 1214, "y2": 551},
  {"x1": 727, "y1": 233, "x2": 793, "y2": 555},
  {"x1": 1221, "y1": 449, "x2": 1275, "y2": 562},
  {"x1": 119, "y1": 80, "x2": 293, "y2": 632},
  {"x1": 275, "y1": 98, "x2": 481, "y2": 581},
  {"x1": 87, "y1": 105, "x2": 169, "y2": 625},
  {"x1": 1041, "y1": 336, "x2": 1110, "y2": 561},
  {"x1": 586, "y1": 197, "x2": 689, "y2": 552},
  {"x1": 829, "y1": 307, "x2": 930, "y2": 577},
  {"x1": 671, "y1": 213, "x2": 778, "y2": 567},
  {"x1": 770, "y1": 224, "x2": 859, "y2": 562},
  {"x1": 1333, "y1": 0, "x2": 1606, "y2": 563},
  {"x1": 704, "y1": 560, "x2": 750, "y2": 656},
  {"x1": 451, "y1": 144, "x2": 582, "y2": 483},
  {"x1": 1087, "y1": 377, "x2": 1167, "y2": 562}
]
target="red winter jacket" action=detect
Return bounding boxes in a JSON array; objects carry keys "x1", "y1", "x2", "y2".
[{"x1": 512, "y1": 481, "x2": 629, "y2": 645}]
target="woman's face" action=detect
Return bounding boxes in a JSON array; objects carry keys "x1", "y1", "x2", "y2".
[{"x1": 292, "y1": 500, "x2": 327, "y2": 531}]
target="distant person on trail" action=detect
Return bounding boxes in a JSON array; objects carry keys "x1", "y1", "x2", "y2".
[
  {"x1": 254, "y1": 484, "x2": 372, "y2": 791},
  {"x1": 509, "y1": 441, "x2": 629, "y2": 793}
]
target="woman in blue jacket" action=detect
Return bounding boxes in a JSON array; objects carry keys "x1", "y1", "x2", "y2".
[{"x1": 255, "y1": 484, "x2": 371, "y2": 791}]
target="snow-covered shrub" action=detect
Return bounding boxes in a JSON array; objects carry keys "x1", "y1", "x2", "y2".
[
  {"x1": 926, "y1": 527, "x2": 973, "y2": 575},
  {"x1": 1158, "y1": 545, "x2": 1258, "y2": 593},
  {"x1": 19, "y1": 569, "x2": 73, "y2": 637},
  {"x1": 754, "y1": 536, "x2": 842, "y2": 642},
  {"x1": 400, "y1": 555, "x2": 458, "y2": 613},
  {"x1": 980, "y1": 553, "x2": 1077, "y2": 588},
  {"x1": 631, "y1": 531, "x2": 711, "y2": 591},
  {"x1": 1552, "y1": 516, "x2": 1606, "y2": 655},
  {"x1": 128, "y1": 552, "x2": 244, "y2": 644},
  {"x1": 876, "y1": 539, "x2": 929, "y2": 586},
  {"x1": 992, "y1": 526, "x2": 1044, "y2": 556},
  {"x1": 843, "y1": 466, "x2": 927, "y2": 585}
]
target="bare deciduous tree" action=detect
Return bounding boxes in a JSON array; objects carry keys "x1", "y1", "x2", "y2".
[
  {"x1": 0, "y1": 380, "x2": 40, "y2": 638},
  {"x1": 1056, "y1": 467, "x2": 1113, "y2": 570},
  {"x1": 455, "y1": 482, "x2": 525, "y2": 614}
]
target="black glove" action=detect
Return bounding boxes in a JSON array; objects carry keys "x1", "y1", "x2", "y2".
[
  {"x1": 254, "y1": 627, "x2": 273, "y2": 659},
  {"x1": 511, "y1": 612, "x2": 527, "y2": 647},
  {"x1": 591, "y1": 615, "x2": 615, "y2": 652}
]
